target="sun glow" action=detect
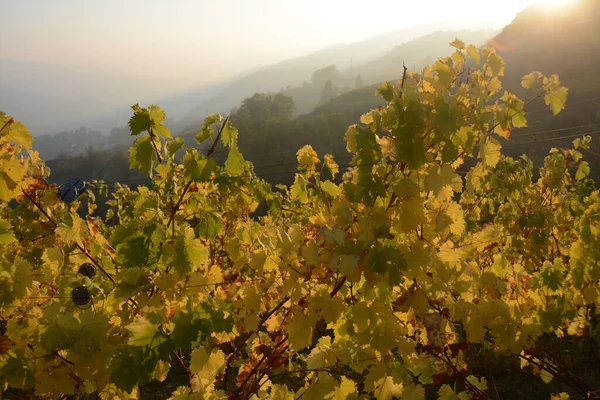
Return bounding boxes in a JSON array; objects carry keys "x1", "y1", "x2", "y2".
[{"x1": 536, "y1": 0, "x2": 574, "y2": 8}]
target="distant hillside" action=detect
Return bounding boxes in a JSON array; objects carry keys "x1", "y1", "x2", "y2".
[
  {"x1": 353, "y1": 29, "x2": 497, "y2": 83},
  {"x1": 0, "y1": 59, "x2": 223, "y2": 136},
  {"x1": 487, "y1": 0, "x2": 600, "y2": 178},
  {"x1": 177, "y1": 22, "x2": 503, "y2": 130},
  {"x1": 491, "y1": 0, "x2": 600, "y2": 96}
]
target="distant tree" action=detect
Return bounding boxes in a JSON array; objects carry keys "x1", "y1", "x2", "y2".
[
  {"x1": 230, "y1": 93, "x2": 295, "y2": 138},
  {"x1": 355, "y1": 74, "x2": 364, "y2": 89},
  {"x1": 320, "y1": 80, "x2": 338, "y2": 105},
  {"x1": 311, "y1": 65, "x2": 340, "y2": 87}
]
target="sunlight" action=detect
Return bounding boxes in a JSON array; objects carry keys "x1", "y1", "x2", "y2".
[{"x1": 536, "y1": 0, "x2": 574, "y2": 8}]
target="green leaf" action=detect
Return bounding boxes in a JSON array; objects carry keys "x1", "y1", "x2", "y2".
[
  {"x1": 40, "y1": 313, "x2": 80, "y2": 351},
  {"x1": 0, "y1": 350, "x2": 35, "y2": 389},
  {"x1": 576, "y1": 161, "x2": 590, "y2": 180},
  {"x1": 129, "y1": 108, "x2": 152, "y2": 136},
  {"x1": 129, "y1": 135, "x2": 155, "y2": 176},
  {"x1": 169, "y1": 302, "x2": 213, "y2": 350},
  {"x1": 167, "y1": 137, "x2": 185, "y2": 158},
  {"x1": 221, "y1": 120, "x2": 238, "y2": 146},
  {"x1": 126, "y1": 316, "x2": 160, "y2": 347},
  {"x1": 376, "y1": 81, "x2": 394, "y2": 102},
  {"x1": 0, "y1": 219, "x2": 17, "y2": 245},
  {"x1": 544, "y1": 86, "x2": 569, "y2": 116},
  {"x1": 183, "y1": 149, "x2": 217, "y2": 182},
  {"x1": 224, "y1": 146, "x2": 245, "y2": 176},
  {"x1": 321, "y1": 180, "x2": 340, "y2": 198},
  {"x1": 196, "y1": 114, "x2": 221, "y2": 144},
  {"x1": 110, "y1": 344, "x2": 156, "y2": 392}
]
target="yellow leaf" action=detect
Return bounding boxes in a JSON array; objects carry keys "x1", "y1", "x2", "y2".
[
  {"x1": 486, "y1": 52, "x2": 505, "y2": 77},
  {"x1": 402, "y1": 384, "x2": 425, "y2": 400},
  {"x1": 398, "y1": 197, "x2": 427, "y2": 233},
  {"x1": 297, "y1": 145, "x2": 320, "y2": 170},
  {"x1": 373, "y1": 375, "x2": 403, "y2": 400},
  {"x1": 302, "y1": 240, "x2": 320, "y2": 267},
  {"x1": 125, "y1": 316, "x2": 161, "y2": 347},
  {"x1": 189, "y1": 348, "x2": 225, "y2": 381},
  {"x1": 544, "y1": 86, "x2": 569, "y2": 116},
  {"x1": 55, "y1": 216, "x2": 86, "y2": 248},
  {"x1": 521, "y1": 71, "x2": 542, "y2": 89},
  {"x1": 287, "y1": 306, "x2": 316, "y2": 351},
  {"x1": 450, "y1": 38, "x2": 466, "y2": 50},
  {"x1": 153, "y1": 360, "x2": 171, "y2": 382},
  {"x1": 330, "y1": 377, "x2": 356, "y2": 399},
  {"x1": 479, "y1": 138, "x2": 501, "y2": 167},
  {"x1": 425, "y1": 164, "x2": 462, "y2": 196},
  {"x1": 467, "y1": 45, "x2": 480, "y2": 64}
]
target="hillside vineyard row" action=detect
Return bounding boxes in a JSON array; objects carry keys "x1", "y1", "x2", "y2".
[{"x1": 1, "y1": 42, "x2": 598, "y2": 400}]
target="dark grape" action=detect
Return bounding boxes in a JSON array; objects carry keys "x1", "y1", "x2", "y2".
[
  {"x1": 71, "y1": 286, "x2": 91, "y2": 306},
  {"x1": 58, "y1": 178, "x2": 85, "y2": 203},
  {"x1": 78, "y1": 263, "x2": 96, "y2": 278}
]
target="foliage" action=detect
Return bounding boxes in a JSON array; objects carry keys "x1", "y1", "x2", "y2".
[
  {"x1": 320, "y1": 80, "x2": 339, "y2": 105},
  {"x1": 1, "y1": 43, "x2": 599, "y2": 400}
]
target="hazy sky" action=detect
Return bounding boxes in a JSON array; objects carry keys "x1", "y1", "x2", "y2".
[
  {"x1": 0, "y1": 0, "x2": 554, "y2": 134},
  {"x1": 1, "y1": 0, "x2": 544, "y2": 87}
]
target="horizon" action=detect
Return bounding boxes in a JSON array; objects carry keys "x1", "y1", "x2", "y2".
[{"x1": 0, "y1": 0, "x2": 570, "y2": 135}]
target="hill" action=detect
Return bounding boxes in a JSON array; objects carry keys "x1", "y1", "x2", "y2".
[
  {"x1": 487, "y1": 0, "x2": 600, "y2": 174},
  {"x1": 353, "y1": 29, "x2": 497, "y2": 83},
  {"x1": 176, "y1": 22, "x2": 502, "y2": 130}
]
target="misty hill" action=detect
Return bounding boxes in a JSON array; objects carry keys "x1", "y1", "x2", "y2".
[
  {"x1": 491, "y1": 0, "x2": 600, "y2": 97},
  {"x1": 177, "y1": 22, "x2": 502, "y2": 130},
  {"x1": 486, "y1": 0, "x2": 600, "y2": 167},
  {"x1": 0, "y1": 59, "x2": 224, "y2": 136},
  {"x1": 353, "y1": 29, "x2": 496, "y2": 83}
]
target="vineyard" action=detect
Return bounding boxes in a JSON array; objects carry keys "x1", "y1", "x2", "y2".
[{"x1": 1, "y1": 41, "x2": 599, "y2": 399}]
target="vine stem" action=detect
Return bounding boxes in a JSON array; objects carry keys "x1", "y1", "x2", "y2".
[
  {"x1": 148, "y1": 128, "x2": 163, "y2": 163},
  {"x1": 167, "y1": 118, "x2": 228, "y2": 231},
  {"x1": 23, "y1": 190, "x2": 115, "y2": 284},
  {"x1": 0, "y1": 117, "x2": 14, "y2": 135},
  {"x1": 173, "y1": 350, "x2": 192, "y2": 382}
]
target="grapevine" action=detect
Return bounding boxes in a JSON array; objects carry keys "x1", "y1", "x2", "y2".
[{"x1": 0, "y1": 41, "x2": 598, "y2": 400}]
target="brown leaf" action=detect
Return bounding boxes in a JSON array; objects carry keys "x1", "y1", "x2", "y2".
[{"x1": 0, "y1": 335, "x2": 12, "y2": 354}]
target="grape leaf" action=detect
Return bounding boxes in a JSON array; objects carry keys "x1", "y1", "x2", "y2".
[
  {"x1": 0, "y1": 219, "x2": 17, "y2": 245},
  {"x1": 521, "y1": 71, "x2": 543, "y2": 89},
  {"x1": 190, "y1": 348, "x2": 225, "y2": 381},
  {"x1": 544, "y1": 87, "x2": 568, "y2": 116},
  {"x1": 576, "y1": 161, "x2": 590, "y2": 180},
  {"x1": 129, "y1": 135, "x2": 155, "y2": 176}
]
